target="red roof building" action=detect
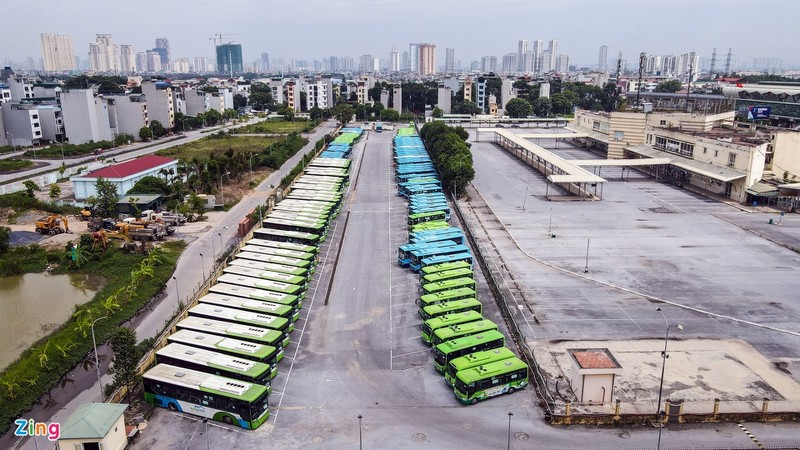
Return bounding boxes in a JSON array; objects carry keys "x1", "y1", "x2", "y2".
[{"x1": 71, "y1": 155, "x2": 178, "y2": 200}]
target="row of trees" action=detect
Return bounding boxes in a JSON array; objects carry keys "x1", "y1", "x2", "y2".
[{"x1": 418, "y1": 121, "x2": 475, "y2": 196}]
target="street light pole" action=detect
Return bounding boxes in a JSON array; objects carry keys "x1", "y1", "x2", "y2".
[
  {"x1": 656, "y1": 307, "x2": 683, "y2": 450},
  {"x1": 199, "y1": 252, "x2": 205, "y2": 276},
  {"x1": 507, "y1": 412, "x2": 513, "y2": 450},
  {"x1": 91, "y1": 316, "x2": 108, "y2": 402},
  {"x1": 5, "y1": 131, "x2": 17, "y2": 152},
  {"x1": 219, "y1": 172, "x2": 230, "y2": 207},
  {"x1": 172, "y1": 276, "x2": 180, "y2": 304},
  {"x1": 357, "y1": 414, "x2": 363, "y2": 450},
  {"x1": 248, "y1": 153, "x2": 256, "y2": 184},
  {"x1": 584, "y1": 238, "x2": 590, "y2": 273}
]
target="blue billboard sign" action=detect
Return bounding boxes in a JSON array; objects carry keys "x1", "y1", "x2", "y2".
[{"x1": 747, "y1": 106, "x2": 771, "y2": 120}]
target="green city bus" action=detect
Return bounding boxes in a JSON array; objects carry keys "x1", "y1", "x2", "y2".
[
  {"x1": 252, "y1": 228, "x2": 320, "y2": 247},
  {"x1": 408, "y1": 210, "x2": 447, "y2": 227},
  {"x1": 433, "y1": 330, "x2": 506, "y2": 375},
  {"x1": 422, "y1": 267, "x2": 474, "y2": 285},
  {"x1": 420, "y1": 310, "x2": 483, "y2": 345},
  {"x1": 167, "y1": 329, "x2": 283, "y2": 369},
  {"x1": 188, "y1": 303, "x2": 294, "y2": 336},
  {"x1": 217, "y1": 274, "x2": 304, "y2": 299},
  {"x1": 198, "y1": 292, "x2": 300, "y2": 323},
  {"x1": 418, "y1": 287, "x2": 476, "y2": 308},
  {"x1": 143, "y1": 364, "x2": 270, "y2": 429},
  {"x1": 248, "y1": 238, "x2": 318, "y2": 255},
  {"x1": 223, "y1": 266, "x2": 307, "y2": 288},
  {"x1": 228, "y1": 258, "x2": 309, "y2": 280},
  {"x1": 419, "y1": 260, "x2": 473, "y2": 279},
  {"x1": 240, "y1": 245, "x2": 316, "y2": 264},
  {"x1": 176, "y1": 316, "x2": 289, "y2": 350},
  {"x1": 419, "y1": 297, "x2": 482, "y2": 321},
  {"x1": 410, "y1": 220, "x2": 449, "y2": 233},
  {"x1": 156, "y1": 343, "x2": 276, "y2": 386},
  {"x1": 453, "y1": 357, "x2": 529, "y2": 404},
  {"x1": 235, "y1": 251, "x2": 313, "y2": 272},
  {"x1": 422, "y1": 277, "x2": 477, "y2": 296},
  {"x1": 431, "y1": 319, "x2": 498, "y2": 346},
  {"x1": 209, "y1": 283, "x2": 301, "y2": 310},
  {"x1": 443, "y1": 346, "x2": 515, "y2": 385}
]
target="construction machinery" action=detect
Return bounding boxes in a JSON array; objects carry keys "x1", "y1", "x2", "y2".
[
  {"x1": 79, "y1": 207, "x2": 94, "y2": 221},
  {"x1": 88, "y1": 217, "x2": 117, "y2": 232},
  {"x1": 123, "y1": 217, "x2": 175, "y2": 235},
  {"x1": 114, "y1": 221, "x2": 167, "y2": 241},
  {"x1": 91, "y1": 229, "x2": 137, "y2": 252},
  {"x1": 35, "y1": 214, "x2": 70, "y2": 235}
]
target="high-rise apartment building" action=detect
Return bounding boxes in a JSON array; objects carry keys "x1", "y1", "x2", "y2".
[
  {"x1": 119, "y1": 45, "x2": 136, "y2": 73},
  {"x1": 216, "y1": 44, "x2": 243, "y2": 75},
  {"x1": 409, "y1": 44, "x2": 420, "y2": 73},
  {"x1": 136, "y1": 52, "x2": 148, "y2": 73},
  {"x1": 390, "y1": 47, "x2": 401, "y2": 72},
  {"x1": 598, "y1": 45, "x2": 608, "y2": 72},
  {"x1": 359, "y1": 55, "x2": 374, "y2": 72},
  {"x1": 89, "y1": 34, "x2": 119, "y2": 72},
  {"x1": 501, "y1": 54, "x2": 517, "y2": 73},
  {"x1": 418, "y1": 43, "x2": 436, "y2": 76},
  {"x1": 445, "y1": 48, "x2": 455, "y2": 73},
  {"x1": 517, "y1": 40, "x2": 528, "y2": 72},
  {"x1": 40, "y1": 34, "x2": 76, "y2": 72},
  {"x1": 154, "y1": 37, "x2": 170, "y2": 66},
  {"x1": 532, "y1": 40, "x2": 543, "y2": 74},
  {"x1": 146, "y1": 51, "x2": 162, "y2": 72},
  {"x1": 555, "y1": 54, "x2": 569, "y2": 73},
  {"x1": 261, "y1": 53, "x2": 270, "y2": 72}
]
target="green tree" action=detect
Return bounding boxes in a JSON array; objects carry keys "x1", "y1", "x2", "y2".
[
  {"x1": 23, "y1": 180, "x2": 40, "y2": 197},
  {"x1": 504, "y1": 98, "x2": 532, "y2": 118},
  {"x1": 452, "y1": 100, "x2": 481, "y2": 115},
  {"x1": 330, "y1": 103, "x2": 355, "y2": 125},
  {"x1": 139, "y1": 126, "x2": 153, "y2": 141},
  {"x1": 109, "y1": 328, "x2": 140, "y2": 398},
  {"x1": 206, "y1": 109, "x2": 223, "y2": 126},
  {"x1": 654, "y1": 80, "x2": 683, "y2": 93},
  {"x1": 0, "y1": 226, "x2": 10, "y2": 254},
  {"x1": 233, "y1": 94, "x2": 248, "y2": 109},
  {"x1": 382, "y1": 108, "x2": 400, "y2": 122},
  {"x1": 48, "y1": 184, "x2": 61, "y2": 203},
  {"x1": 150, "y1": 120, "x2": 167, "y2": 138},
  {"x1": 550, "y1": 93, "x2": 572, "y2": 115},
  {"x1": 188, "y1": 193, "x2": 207, "y2": 221},
  {"x1": 114, "y1": 133, "x2": 133, "y2": 146},
  {"x1": 248, "y1": 91, "x2": 273, "y2": 111},
  {"x1": 532, "y1": 97, "x2": 552, "y2": 117},
  {"x1": 126, "y1": 176, "x2": 171, "y2": 195},
  {"x1": 432, "y1": 107, "x2": 443, "y2": 118},
  {"x1": 95, "y1": 176, "x2": 119, "y2": 217}
]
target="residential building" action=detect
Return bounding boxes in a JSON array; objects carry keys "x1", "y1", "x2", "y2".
[
  {"x1": 216, "y1": 44, "x2": 243, "y2": 75},
  {"x1": 445, "y1": 48, "x2": 455, "y2": 73},
  {"x1": 286, "y1": 81, "x2": 301, "y2": 112},
  {"x1": 89, "y1": 34, "x2": 118, "y2": 73},
  {"x1": 539, "y1": 82, "x2": 550, "y2": 98},
  {"x1": 40, "y1": 33, "x2": 76, "y2": 72},
  {"x1": 409, "y1": 44, "x2": 419, "y2": 73},
  {"x1": 517, "y1": 40, "x2": 528, "y2": 72},
  {"x1": 356, "y1": 80, "x2": 368, "y2": 105},
  {"x1": 437, "y1": 85, "x2": 452, "y2": 114},
  {"x1": 136, "y1": 52, "x2": 148, "y2": 73},
  {"x1": 0, "y1": 84, "x2": 11, "y2": 103},
  {"x1": 500, "y1": 78, "x2": 515, "y2": 111},
  {"x1": 172, "y1": 58, "x2": 190, "y2": 73},
  {"x1": 5, "y1": 72, "x2": 34, "y2": 101},
  {"x1": 555, "y1": 54, "x2": 570, "y2": 74},
  {"x1": 141, "y1": 81, "x2": 175, "y2": 128},
  {"x1": 532, "y1": 40, "x2": 543, "y2": 74},
  {"x1": 71, "y1": 155, "x2": 177, "y2": 200},
  {"x1": 119, "y1": 45, "x2": 136, "y2": 73},
  {"x1": 267, "y1": 78, "x2": 285, "y2": 104},
  {"x1": 418, "y1": 44, "x2": 436, "y2": 76},
  {"x1": 392, "y1": 85, "x2": 402, "y2": 113},
  {"x1": 501, "y1": 54, "x2": 517, "y2": 73},
  {"x1": 261, "y1": 52, "x2": 270, "y2": 72},
  {"x1": 106, "y1": 94, "x2": 147, "y2": 139},
  {"x1": 389, "y1": 47, "x2": 401, "y2": 73},
  {"x1": 60, "y1": 89, "x2": 113, "y2": 145},
  {"x1": 154, "y1": 37, "x2": 170, "y2": 67},
  {"x1": 35, "y1": 105, "x2": 64, "y2": 143},
  {"x1": 598, "y1": 45, "x2": 608, "y2": 72},
  {"x1": 463, "y1": 78, "x2": 473, "y2": 103},
  {"x1": 183, "y1": 87, "x2": 210, "y2": 116},
  {"x1": 306, "y1": 77, "x2": 333, "y2": 109},
  {"x1": 0, "y1": 103, "x2": 43, "y2": 146},
  {"x1": 146, "y1": 51, "x2": 162, "y2": 72},
  {"x1": 476, "y1": 76, "x2": 489, "y2": 113}
]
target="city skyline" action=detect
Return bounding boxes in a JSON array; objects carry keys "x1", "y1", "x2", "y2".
[{"x1": 1, "y1": 0, "x2": 799, "y2": 71}]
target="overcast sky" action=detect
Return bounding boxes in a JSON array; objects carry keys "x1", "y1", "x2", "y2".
[{"x1": 3, "y1": 0, "x2": 799, "y2": 68}]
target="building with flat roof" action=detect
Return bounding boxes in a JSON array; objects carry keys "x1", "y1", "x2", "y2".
[
  {"x1": 71, "y1": 154, "x2": 177, "y2": 200},
  {"x1": 141, "y1": 81, "x2": 174, "y2": 129},
  {"x1": 60, "y1": 89, "x2": 113, "y2": 145},
  {"x1": 722, "y1": 82, "x2": 800, "y2": 128}
]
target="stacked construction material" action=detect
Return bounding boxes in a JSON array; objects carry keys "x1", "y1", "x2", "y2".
[{"x1": 393, "y1": 124, "x2": 529, "y2": 405}]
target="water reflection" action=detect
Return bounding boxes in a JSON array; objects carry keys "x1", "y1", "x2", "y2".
[{"x1": 0, "y1": 272, "x2": 101, "y2": 370}]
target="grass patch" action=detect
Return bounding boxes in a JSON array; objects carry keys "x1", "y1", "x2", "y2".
[
  {"x1": 0, "y1": 191, "x2": 79, "y2": 216},
  {"x1": 0, "y1": 241, "x2": 184, "y2": 434},
  {"x1": 0, "y1": 146, "x2": 18, "y2": 155},
  {"x1": 0, "y1": 159, "x2": 33, "y2": 173},
  {"x1": 0, "y1": 244, "x2": 58, "y2": 276},
  {"x1": 156, "y1": 135, "x2": 279, "y2": 161},
  {"x1": 23, "y1": 140, "x2": 113, "y2": 159},
  {"x1": 235, "y1": 120, "x2": 316, "y2": 134}
]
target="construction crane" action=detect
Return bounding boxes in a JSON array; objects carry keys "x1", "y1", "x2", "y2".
[{"x1": 209, "y1": 33, "x2": 241, "y2": 47}]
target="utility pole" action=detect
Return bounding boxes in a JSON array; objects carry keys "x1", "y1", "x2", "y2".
[
  {"x1": 636, "y1": 52, "x2": 646, "y2": 107},
  {"x1": 686, "y1": 55, "x2": 694, "y2": 113}
]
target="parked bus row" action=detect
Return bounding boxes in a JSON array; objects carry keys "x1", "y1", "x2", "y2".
[
  {"x1": 142, "y1": 127, "x2": 362, "y2": 428},
  {"x1": 393, "y1": 125, "x2": 529, "y2": 405}
]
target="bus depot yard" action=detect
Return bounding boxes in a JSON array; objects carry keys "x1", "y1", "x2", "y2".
[{"x1": 26, "y1": 122, "x2": 796, "y2": 449}]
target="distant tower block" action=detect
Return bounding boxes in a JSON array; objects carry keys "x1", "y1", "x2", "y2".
[
  {"x1": 709, "y1": 48, "x2": 717, "y2": 78},
  {"x1": 725, "y1": 48, "x2": 732, "y2": 74}
]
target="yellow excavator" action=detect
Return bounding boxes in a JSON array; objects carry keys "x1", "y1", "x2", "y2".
[
  {"x1": 35, "y1": 214, "x2": 70, "y2": 235},
  {"x1": 79, "y1": 207, "x2": 94, "y2": 221},
  {"x1": 91, "y1": 229, "x2": 138, "y2": 252}
]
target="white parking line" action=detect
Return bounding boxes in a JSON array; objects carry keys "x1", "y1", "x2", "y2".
[{"x1": 617, "y1": 303, "x2": 644, "y2": 331}]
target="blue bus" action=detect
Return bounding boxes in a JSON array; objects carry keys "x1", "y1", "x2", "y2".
[{"x1": 409, "y1": 244, "x2": 471, "y2": 272}]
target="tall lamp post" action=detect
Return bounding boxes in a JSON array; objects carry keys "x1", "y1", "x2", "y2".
[
  {"x1": 91, "y1": 316, "x2": 109, "y2": 402},
  {"x1": 172, "y1": 276, "x2": 180, "y2": 304},
  {"x1": 655, "y1": 307, "x2": 683, "y2": 450},
  {"x1": 357, "y1": 414, "x2": 363, "y2": 450},
  {"x1": 507, "y1": 412, "x2": 513, "y2": 450},
  {"x1": 5, "y1": 131, "x2": 17, "y2": 152},
  {"x1": 219, "y1": 172, "x2": 230, "y2": 207},
  {"x1": 199, "y1": 252, "x2": 205, "y2": 276},
  {"x1": 248, "y1": 153, "x2": 257, "y2": 184}
]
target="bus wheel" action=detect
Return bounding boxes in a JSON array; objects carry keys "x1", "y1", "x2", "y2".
[
  {"x1": 508, "y1": 387, "x2": 515, "y2": 395},
  {"x1": 470, "y1": 398, "x2": 478, "y2": 405},
  {"x1": 223, "y1": 415, "x2": 234, "y2": 425},
  {"x1": 168, "y1": 403, "x2": 178, "y2": 411}
]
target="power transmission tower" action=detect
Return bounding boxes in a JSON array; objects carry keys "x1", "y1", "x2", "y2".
[
  {"x1": 636, "y1": 52, "x2": 646, "y2": 107},
  {"x1": 724, "y1": 48, "x2": 732, "y2": 75}
]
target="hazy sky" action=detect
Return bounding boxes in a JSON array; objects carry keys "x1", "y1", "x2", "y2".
[{"x1": 3, "y1": 0, "x2": 799, "y2": 68}]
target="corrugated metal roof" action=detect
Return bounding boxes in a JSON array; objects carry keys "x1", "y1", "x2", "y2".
[{"x1": 83, "y1": 155, "x2": 175, "y2": 180}]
